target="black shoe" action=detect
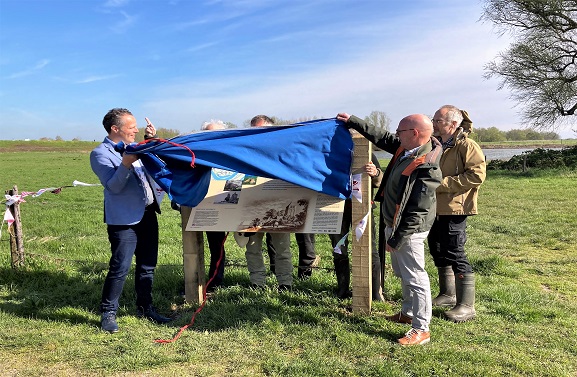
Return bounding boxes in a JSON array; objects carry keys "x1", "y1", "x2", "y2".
[
  {"x1": 336, "y1": 289, "x2": 352, "y2": 300},
  {"x1": 136, "y1": 306, "x2": 171, "y2": 324},
  {"x1": 278, "y1": 284, "x2": 292, "y2": 291},
  {"x1": 207, "y1": 279, "x2": 224, "y2": 293},
  {"x1": 249, "y1": 283, "x2": 265, "y2": 290},
  {"x1": 297, "y1": 268, "x2": 312, "y2": 280},
  {"x1": 101, "y1": 312, "x2": 119, "y2": 333}
]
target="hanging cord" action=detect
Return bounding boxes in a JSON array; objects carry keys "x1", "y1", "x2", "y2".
[
  {"x1": 135, "y1": 138, "x2": 196, "y2": 168},
  {"x1": 154, "y1": 232, "x2": 228, "y2": 344}
]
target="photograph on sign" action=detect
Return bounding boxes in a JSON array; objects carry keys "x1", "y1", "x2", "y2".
[{"x1": 185, "y1": 168, "x2": 344, "y2": 234}]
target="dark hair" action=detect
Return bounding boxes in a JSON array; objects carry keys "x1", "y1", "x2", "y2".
[
  {"x1": 250, "y1": 114, "x2": 274, "y2": 127},
  {"x1": 102, "y1": 108, "x2": 133, "y2": 133}
]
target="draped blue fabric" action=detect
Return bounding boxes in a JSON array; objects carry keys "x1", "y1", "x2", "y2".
[{"x1": 120, "y1": 118, "x2": 353, "y2": 207}]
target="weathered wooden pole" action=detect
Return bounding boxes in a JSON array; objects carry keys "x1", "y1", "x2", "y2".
[
  {"x1": 180, "y1": 206, "x2": 206, "y2": 304},
  {"x1": 351, "y1": 133, "x2": 373, "y2": 314},
  {"x1": 7, "y1": 186, "x2": 25, "y2": 269}
]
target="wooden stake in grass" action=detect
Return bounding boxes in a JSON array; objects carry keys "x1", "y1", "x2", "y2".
[{"x1": 7, "y1": 185, "x2": 25, "y2": 269}]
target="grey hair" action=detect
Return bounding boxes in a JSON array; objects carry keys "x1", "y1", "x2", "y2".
[
  {"x1": 440, "y1": 105, "x2": 464, "y2": 125},
  {"x1": 201, "y1": 119, "x2": 226, "y2": 130}
]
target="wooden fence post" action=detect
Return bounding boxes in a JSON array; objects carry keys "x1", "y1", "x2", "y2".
[
  {"x1": 523, "y1": 155, "x2": 527, "y2": 172},
  {"x1": 6, "y1": 185, "x2": 25, "y2": 269},
  {"x1": 180, "y1": 205, "x2": 206, "y2": 304},
  {"x1": 351, "y1": 133, "x2": 372, "y2": 314}
]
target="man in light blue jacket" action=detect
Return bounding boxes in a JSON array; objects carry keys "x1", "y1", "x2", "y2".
[{"x1": 90, "y1": 108, "x2": 170, "y2": 333}]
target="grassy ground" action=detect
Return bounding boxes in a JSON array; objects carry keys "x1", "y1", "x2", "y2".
[{"x1": 1, "y1": 144, "x2": 576, "y2": 376}]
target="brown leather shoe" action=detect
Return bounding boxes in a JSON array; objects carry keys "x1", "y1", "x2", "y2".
[
  {"x1": 385, "y1": 312, "x2": 412, "y2": 324},
  {"x1": 398, "y1": 328, "x2": 430, "y2": 346}
]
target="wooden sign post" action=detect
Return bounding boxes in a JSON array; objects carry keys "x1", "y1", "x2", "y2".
[
  {"x1": 180, "y1": 206, "x2": 206, "y2": 304},
  {"x1": 351, "y1": 133, "x2": 373, "y2": 314}
]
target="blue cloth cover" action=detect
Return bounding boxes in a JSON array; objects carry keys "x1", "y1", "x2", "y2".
[{"x1": 120, "y1": 118, "x2": 353, "y2": 207}]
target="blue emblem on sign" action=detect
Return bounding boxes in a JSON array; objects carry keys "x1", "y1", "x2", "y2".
[{"x1": 211, "y1": 168, "x2": 243, "y2": 181}]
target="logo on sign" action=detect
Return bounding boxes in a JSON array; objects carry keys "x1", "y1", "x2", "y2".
[{"x1": 211, "y1": 169, "x2": 243, "y2": 181}]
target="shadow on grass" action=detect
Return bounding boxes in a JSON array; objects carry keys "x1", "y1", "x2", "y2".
[
  {"x1": 0, "y1": 263, "x2": 103, "y2": 325},
  {"x1": 0, "y1": 262, "x2": 401, "y2": 343}
]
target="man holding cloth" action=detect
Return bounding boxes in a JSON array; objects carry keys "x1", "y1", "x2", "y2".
[
  {"x1": 337, "y1": 112, "x2": 442, "y2": 346},
  {"x1": 91, "y1": 108, "x2": 171, "y2": 333}
]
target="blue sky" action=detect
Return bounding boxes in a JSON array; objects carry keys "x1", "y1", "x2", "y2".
[{"x1": 1, "y1": 0, "x2": 571, "y2": 140}]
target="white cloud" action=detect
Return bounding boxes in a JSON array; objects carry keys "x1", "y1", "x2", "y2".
[
  {"x1": 186, "y1": 42, "x2": 220, "y2": 53},
  {"x1": 76, "y1": 74, "x2": 121, "y2": 84},
  {"x1": 142, "y1": 10, "x2": 519, "y2": 133},
  {"x1": 103, "y1": 0, "x2": 130, "y2": 8},
  {"x1": 6, "y1": 59, "x2": 50, "y2": 79},
  {"x1": 110, "y1": 10, "x2": 137, "y2": 33}
]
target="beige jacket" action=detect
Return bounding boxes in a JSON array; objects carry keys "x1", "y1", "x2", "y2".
[{"x1": 436, "y1": 128, "x2": 486, "y2": 215}]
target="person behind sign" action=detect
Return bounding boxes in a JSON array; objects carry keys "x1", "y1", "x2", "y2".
[
  {"x1": 90, "y1": 108, "x2": 171, "y2": 333},
  {"x1": 329, "y1": 154, "x2": 385, "y2": 301},
  {"x1": 337, "y1": 112, "x2": 442, "y2": 346},
  {"x1": 428, "y1": 105, "x2": 486, "y2": 322},
  {"x1": 199, "y1": 119, "x2": 230, "y2": 292},
  {"x1": 250, "y1": 115, "x2": 279, "y2": 274},
  {"x1": 249, "y1": 115, "x2": 318, "y2": 282}
]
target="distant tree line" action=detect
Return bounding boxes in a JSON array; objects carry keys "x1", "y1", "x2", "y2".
[
  {"x1": 472, "y1": 127, "x2": 560, "y2": 143},
  {"x1": 38, "y1": 111, "x2": 394, "y2": 141},
  {"x1": 134, "y1": 127, "x2": 181, "y2": 142}
]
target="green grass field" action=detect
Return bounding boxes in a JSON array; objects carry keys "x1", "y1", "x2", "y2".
[
  {"x1": 1, "y1": 142, "x2": 576, "y2": 376},
  {"x1": 478, "y1": 138, "x2": 577, "y2": 148}
]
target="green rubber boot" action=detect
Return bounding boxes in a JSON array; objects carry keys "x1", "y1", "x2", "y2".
[
  {"x1": 444, "y1": 273, "x2": 476, "y2": 323},
  {"x1": 432, "y1": 266, "x2": 456, "y2": 307}
]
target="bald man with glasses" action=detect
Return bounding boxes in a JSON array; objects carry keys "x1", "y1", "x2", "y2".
[{"x1": 337, "y1": 112, "x2": 442, "y2": 346}]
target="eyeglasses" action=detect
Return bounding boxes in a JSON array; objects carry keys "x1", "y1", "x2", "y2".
[
  {"x1": 431, "y1": 119, "x2": 447, "y2": 124},
  {"x1": 395, "y1": 128, "x2": 415, "y2": 137}
]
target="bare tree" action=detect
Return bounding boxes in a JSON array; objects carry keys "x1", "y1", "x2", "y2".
[
  {"x1": 482, "y1": 0, "x2": 577, "y2": 130},
  {"x1": 364, "y1": 111, "x2": 391, "y2": 131}
]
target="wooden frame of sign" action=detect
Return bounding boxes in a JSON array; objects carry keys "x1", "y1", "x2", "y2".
[{"x1": 180, "y1": 133, "x2": 373, "y2": 314}]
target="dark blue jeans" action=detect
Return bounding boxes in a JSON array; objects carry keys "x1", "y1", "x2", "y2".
[
  {"x1": 427, "y1": 215, "x2": 473, "y2": 273},
  {"x1": 206, "y1": 231, "x2": 226, "y2": 289},
  {"x1": 100, "y1": 208, "x2": 158, "y2": 314}
]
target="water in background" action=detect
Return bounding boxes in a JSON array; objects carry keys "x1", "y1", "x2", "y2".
[{"x1": 374, "y1": 148, "x2": 562, "y2": 161}]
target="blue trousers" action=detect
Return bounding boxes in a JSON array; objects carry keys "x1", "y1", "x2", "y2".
[{"x1": 100, "y1": 208, "x2": 158, "y2": 314}]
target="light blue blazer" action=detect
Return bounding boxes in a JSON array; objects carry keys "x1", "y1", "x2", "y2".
[{"x1": 90, "y1": 137, "x2": 151, "y2": 225}]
